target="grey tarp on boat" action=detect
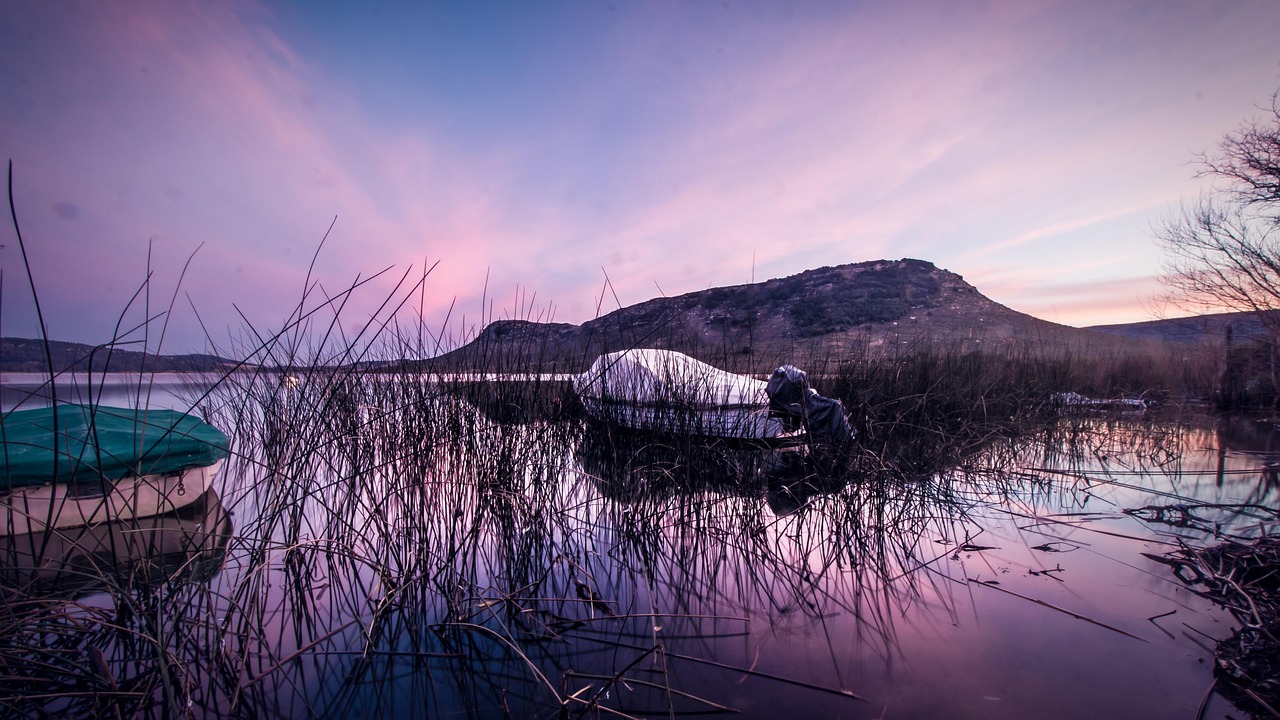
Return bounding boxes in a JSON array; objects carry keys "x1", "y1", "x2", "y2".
[
  {"x1": 0, "y1": 404, "x2": 230, "y2": 490},
  {"x1": 765, "y1": 365, "x2": 855, "y2": 447},
  {"x1": 576, "y1": 349, "x2": 769, "y2": 409}
]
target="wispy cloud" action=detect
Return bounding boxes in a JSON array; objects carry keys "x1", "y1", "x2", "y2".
[
  {"x1": 2, "y1": 1, "x2": 1279, "y2": 349},
  {"x1": 987, "y1": 274, "x2": 1168, "y2": 327}
]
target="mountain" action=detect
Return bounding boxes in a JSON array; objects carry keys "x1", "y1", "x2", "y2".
[
  {"x1": 1087, "y1": 311, "x2": 1271, "y2": 345},
  {"x1": 432, "y1": 258, "x2": 1136, "y2": 373},
  {"x1": 8, "y1": 259, "x2": 1218, "y2": 376},
  {"x1": 0, "y1": 337, "x2": 237, "y2": 374}
]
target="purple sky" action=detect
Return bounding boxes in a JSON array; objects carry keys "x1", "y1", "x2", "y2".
[{"x1": 2, "y1": 1, "x2": 1279, "y2": 354}]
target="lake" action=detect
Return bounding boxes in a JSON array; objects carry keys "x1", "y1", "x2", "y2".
[
  {"x1": 2, "y1": 373, "x2": 1277, "y2": 718},
  {"x1": 0, "y1": 371, "x2": 226, "y2": 414}
]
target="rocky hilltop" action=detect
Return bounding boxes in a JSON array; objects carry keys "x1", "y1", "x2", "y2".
[
  {"x1": 2, "y1": 259, "x2": 1162, "y2": 375},
  {"x1": 435, "y1": 258, "x2": 1121, "y2": 373}
]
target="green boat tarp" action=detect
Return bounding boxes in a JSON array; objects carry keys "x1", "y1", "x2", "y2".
[{"x1": 1, "y1": 404, "x2": 230, "y2": 490}]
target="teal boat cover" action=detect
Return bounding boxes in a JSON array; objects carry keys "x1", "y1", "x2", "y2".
[{"x1": 1, "y1": 404, "x2": 230, "y2": 490}]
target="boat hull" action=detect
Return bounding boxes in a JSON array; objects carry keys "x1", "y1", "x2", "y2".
[
  {"x1": 0, "y1": 461, "x2": 221, "y2": 536},
  {"x1": 0, "y1": 488, "x2": 232, "y2": 597},
  {"x1": 579, "y1": 396, "x2": 803, "y2": 444}
]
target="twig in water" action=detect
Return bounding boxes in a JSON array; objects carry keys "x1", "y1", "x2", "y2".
[
  {"x1": 968, "y1": 579, "x2": 1148, "y2": 642},
  {"x1": 1146, "y1": 609, "x2": 1176, "y2": 639},
  {"x1": 1243, "y1": 686, "x2": 1280, "y2": 719},
  {"x1": 563, "y1": 671, "x2": 735, "y2": 712},
  {"x1": 1195, "y1": 677, "x2": 1217, "y2": 720},
  {"x1": 587, "y1": 637, "x2": 863, "y2": 702}
]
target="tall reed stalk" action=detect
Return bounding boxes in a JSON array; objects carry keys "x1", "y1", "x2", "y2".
[{"x1": 4, "y1": 193, "x2": 1241, "y2": 716}]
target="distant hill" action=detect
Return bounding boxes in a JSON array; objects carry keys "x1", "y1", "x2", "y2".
[
  {"x1": 0, "y1": 338, "x2": 236, "y2": 374},
  {"x1": 12, "y1": 259, "x2": 1247, "y2": 376},
  {"x1": 1087, "y1": 311, "x2": 1272, "y2": 345},
  {"x1": 431, "y1": 258, "x2": 1141, "y2": 373}
]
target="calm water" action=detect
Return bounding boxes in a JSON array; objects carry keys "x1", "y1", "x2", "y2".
[
  {"x1": 0, "y1": 372, "x2": 223, "y2": 413},
  {"x1": 3, "y1": 375, "x2": 1278, "y2": 718}
]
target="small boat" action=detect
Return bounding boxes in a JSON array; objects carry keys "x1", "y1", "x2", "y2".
[
  {"x1": 1, "y1": 404, "x2": 230, "y2": 536},
  {"x1": 573, "y1": 349, "x2": 853, "y2": 446},
  {"x1": 574, "y1": 349, "x2": 795, "y2": 442},
  {"x1": 0, "y1": 488, "x2": 233, "y2": 598}
]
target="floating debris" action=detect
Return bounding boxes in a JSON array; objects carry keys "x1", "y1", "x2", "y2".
[
  {"x1": 1147, "y1": 535, "x2": 1280, "y2": 715},
  {"x1": 1050, "y1": 391, "x2": 1148, "y2": 413}
]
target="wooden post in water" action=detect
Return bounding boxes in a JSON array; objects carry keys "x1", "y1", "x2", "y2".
[
  {"x1": 1216, "y1": 417, "x2": 1227, "y2": 488},
  {"x1": 1219, "y1": 323, "x2": 1236, "y2": 410},
  {"x1": 1271, "y1": 332, "x2": 1280, "y2": 409}
]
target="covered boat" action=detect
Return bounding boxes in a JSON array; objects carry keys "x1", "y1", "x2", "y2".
[
  {"x1": 1, "y1": 404, "x2": 230, "y2": 536},
  {"x1": 573, "y1": 349, "x2": 854, "y2": 446},
  {"x1": 1, "y1": 489, "x2": 233, "y2": 598},
  {"x1": 574, "y1": 349, "x2": 791, "y2": 441}
]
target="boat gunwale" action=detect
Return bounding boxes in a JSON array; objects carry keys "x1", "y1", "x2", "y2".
[{"x1": 0, "y1": 460, "x2": 221, "y2": 536}]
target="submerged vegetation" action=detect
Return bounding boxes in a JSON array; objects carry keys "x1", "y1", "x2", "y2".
[{"x1": 1153, "y1": 535, "x2": 1280, "y2": 715}]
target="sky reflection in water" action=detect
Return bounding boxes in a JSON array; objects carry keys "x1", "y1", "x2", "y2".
[{"x1": 4, "y1": 377, "x2": 1278, "y2": 719}]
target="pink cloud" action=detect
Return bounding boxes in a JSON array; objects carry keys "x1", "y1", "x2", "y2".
[
  {"x1": 5, "y1": 0, "x2": 1280, "y2": 352},
  {"x1": 985, "y1": 274, "x2": 1168, "y2": 327},
  {"x1": 0, "y1": 2, "x2": 497, "y2": 349}
]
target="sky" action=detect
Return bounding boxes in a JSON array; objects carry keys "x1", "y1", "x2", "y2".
[{"x1": 2, "y1": 1, "x2": 1279, "y2": 354}]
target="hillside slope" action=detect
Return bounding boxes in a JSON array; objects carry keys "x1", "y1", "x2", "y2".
[
  {"x1": 434, "y1": 258, "x2": 1133, "y2": 373},
  {"x1": 0, "y1": 338, "x2": 235, "y2": 374},
  {"x1": 1088, "y1": 311, "x2": 1271, "y2": 345},
  {"x1": 3, "y1": 259, "x2": 1178, "y2": 375}
]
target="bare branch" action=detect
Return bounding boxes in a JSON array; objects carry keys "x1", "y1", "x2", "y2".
[{"x1": 1157, "y1": 86, "x2": 1280, "y2": 339}]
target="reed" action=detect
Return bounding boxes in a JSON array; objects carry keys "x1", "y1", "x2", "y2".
[
  {"x1": 6, "y1": 182, "x2": 1268, "y2": 716},
  {"x1": 0, "y1": 286, "x2": 1171, "y2": 718}
]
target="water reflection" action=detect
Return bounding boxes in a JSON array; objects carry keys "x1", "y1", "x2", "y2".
[
  {"x1": 576, "y1": 425, "x2": 831, "y2": 508},
  {"x1": 0, "y1": 489, "x2": 232, "y2": 598},
  {"x1": 0, "y1": 372, "x2": 222, "y2": 412},
  {"x1": 4, "y1": 373, "x2": 1279, "y2": 718},
  {"x1": 188, "y1": 380, "x2": 982, "y2": 717},
  {"x1": 0, "y1": 490, "x2": 234, "y2": 718}
]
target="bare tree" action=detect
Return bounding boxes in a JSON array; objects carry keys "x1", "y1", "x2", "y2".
[
  {"x1": 1157, "y1": 89, "x2": 1280, "y2": 402},
  {"x1": 1158, "y1": 199, "x2": 1280, "y2": 315},
  {"x1": 1193, "y1": 90, "x2": 1280, "y2": 216}
]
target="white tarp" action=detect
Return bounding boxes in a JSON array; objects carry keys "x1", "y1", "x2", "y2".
[{"x1": 574, "y1": 349, "x2": 768, "y2": 409}]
